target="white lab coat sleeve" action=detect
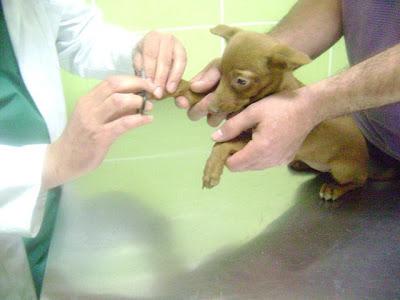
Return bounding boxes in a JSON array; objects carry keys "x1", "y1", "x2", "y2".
[
  {"x1": 56, "y1": 0, "x2": 144, "y2": 79},
  {"x1": 0, "y1": 144, "x2": 49, "y2": 238}
]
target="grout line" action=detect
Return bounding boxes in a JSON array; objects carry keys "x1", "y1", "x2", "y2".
[
  {"x1": 134, "y1": 21, "x2": 278, "y2": 34},
  {"x1": 232, "y1": 21, "x2": 279, "y2": 27},
  {"x1": 150, "y1": 21, "x2": 279, "y2": 33},
  {"x1": 157, "y1": 24, "x2": 216, "y2": 32},
  {"x1": 328, "y1": 48, "x2": 334, "y2": 77},
  {"x1": 105, "y1": 148, "x2": 209, "y2": 163}
]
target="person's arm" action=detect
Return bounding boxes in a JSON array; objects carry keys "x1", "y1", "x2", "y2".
[
  {"x1": 0, "y1": 76, "x2": 155, "y2": 237},
  {"x1": 56, "y1": 0, "x2": 186, "y2": 96},
  {"x1": 212, "y1": 42, "x2": 400, "y2": 171},
  {"x1": 269, "y1": 0, "x2": 342, "y2": 58},
  {"x1": 308, "y1": 42, "x2": 400, "y2": 121},
  {"x1": 56, "y1": 0, "x2": 142, "y2": 78},
  {"x1": 177, "y1": 0, "x2": 342, "y2": 121}
]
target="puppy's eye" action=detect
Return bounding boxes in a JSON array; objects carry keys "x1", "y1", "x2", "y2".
[{"x1": 236, "y1": 78, "x2": 248, "y2": 86}]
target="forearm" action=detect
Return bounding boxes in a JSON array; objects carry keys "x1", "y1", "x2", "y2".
[
  {"x1": 269, "y1": 0, "x2": 342, "y2": 59},
  {"x1": 305, "y1": 43, "x2": 400, "y2": 122},
  {"x1": 57, "y1": 0, "x2": 142, "y2": 78}
]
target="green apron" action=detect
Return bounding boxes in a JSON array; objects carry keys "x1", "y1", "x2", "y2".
[{"x1": 0, "y1": 4, "x2": 61, "y2": 297}]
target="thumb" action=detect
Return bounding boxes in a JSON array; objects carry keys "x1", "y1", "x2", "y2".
[
  {"x1": 212, "y1": 110, "x2": 256, "y2": 142},
  {"x1": 190, "y1": 67, "x2": 221, "y2": 93}
]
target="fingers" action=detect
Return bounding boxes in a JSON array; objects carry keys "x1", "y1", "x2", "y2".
[
  {"x1": 104, "y1": 114, "x2": 154, "y2": 143},
  {"x1": 92, "y1": 76, "x2": 157, "y2": 100},
  {"x1": 212, "y1": 110, "x2": 256, "y2": 142},
  {"x1": 186, "y1": 92, "x2": 215, "y2": 121},
  {"x1": 174, "y1": 59, "x2": 221, "y2": 119},
  {"x1": 136, "y1": 32, "x2": 187, "y2": 98},
  {"x1": 142, "y1": 35, "x2": 158, "y2": 83},
  {"x1": 154, "y1": 34, "x2": 174, "y2": 95},
  {"x1": 175, "y1": 96, "x2": 190, "y2": 109},
  {"x1": 207, "y1": 112, "x2": 227, "y2": 127},
  {"x1": 177, "y1": 94, "x2": 226, "y2": 125},
  {"x1": 166, "y1": 42, "x2": 187, "y2": 94},
  {"x1": 133, "y1": 51, "x2": 143, "y2": 74},
  {"x1": 190, "y1": 60, "x2": 221, "y2": 93},
  {"x1": 225, "y1": 140, "x2": 262, "y2": 172},
  {"x1": 97, "y1": 93, "x2": 153, "y2": 122},
  {"x1": 225, "y1": 139, "x2": 289, "y2": 172}
]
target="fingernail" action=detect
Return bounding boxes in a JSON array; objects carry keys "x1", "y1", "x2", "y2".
[
  {"x1": 177, "y1": 98, "x2": 189, "y2": 109},
  {"x1": 145, "y1": 101, "x2": 153, "y2": 111},
  {"x1": 212, "y1": 129, "x2": 223, "y2": 141},
  {"x1": 167, "y1": 82, "x2": 177, "y2": 93},
  {"x1": 191, "y1": 80, "x2": 204, "y2": 88},
  {"x1": 154, "y1": 87, "x2": 163, "y2": 99}
]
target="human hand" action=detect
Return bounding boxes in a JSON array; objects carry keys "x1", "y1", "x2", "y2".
[
  {"x1": 211, "y1": 88, "x2": 320, "y2": 171},
  {"x1": 175, "y1": 58, "x2": 227, "y2": 127},
  {"x1": 133, "y1": 31, "x2": 187, "y2": 98},
  {"x1": 42, "y1": 75, "x2": 156, "y2": 189}
]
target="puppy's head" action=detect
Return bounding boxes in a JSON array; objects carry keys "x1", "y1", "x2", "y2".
[{"x1": 208, "y1": 25, "x2": 311, "y2": 113}]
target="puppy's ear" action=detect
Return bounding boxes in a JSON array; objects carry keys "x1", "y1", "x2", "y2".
[
  {"x1": 269, "y1": 44, "x2": 311, "y2": 70},
  {"x1": 210, "y1": 24, "x2": 241, "y2": 42}
]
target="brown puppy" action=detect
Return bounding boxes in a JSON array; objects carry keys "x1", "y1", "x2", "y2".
[{"x1": 164, "y1": 25, "x2": 371, "y2": 201}]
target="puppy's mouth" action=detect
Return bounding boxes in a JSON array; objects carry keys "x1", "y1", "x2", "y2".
[{"x1": 208, "y1": 99, "x2": 249, "y2": 114}]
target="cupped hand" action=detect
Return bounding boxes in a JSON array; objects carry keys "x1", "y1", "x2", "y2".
[
  {"x1": 175, "y1": 58, "x2": 226, "y2": 127},
  {"x1": 211, "y1": 88, "x2": 320, "y2": 171},
  {"x1": 42, "y1": 75, "x2": 156, "y2": 189},
  {"x1": 133, "y1": 31, "x2": 187, "y2": 98}
]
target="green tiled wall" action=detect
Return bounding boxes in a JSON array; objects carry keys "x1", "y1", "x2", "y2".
[{"x1": 61, "y1": 0, "x2": 349, "y2": 160}]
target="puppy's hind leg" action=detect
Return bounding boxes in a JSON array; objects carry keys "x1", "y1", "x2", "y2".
[{"x1": 320, "y1": 159, "x2": 368, "y2": 201}]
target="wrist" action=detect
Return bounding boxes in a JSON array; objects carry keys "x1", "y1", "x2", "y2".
[
  {"x1": 41, "y1": 141, "x2": 69, "y2": 190},
  {"x1": 293, "y1": 84, "x2": 327, "y2": 128}
]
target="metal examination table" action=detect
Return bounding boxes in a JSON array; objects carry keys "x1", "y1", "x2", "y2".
[{"x1": 41, "y1": 158, "x2": 400, "y2": 299}]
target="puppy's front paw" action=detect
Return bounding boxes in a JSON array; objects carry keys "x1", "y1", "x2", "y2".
[
  {"x1": 202, "y1": 172, "x2": 221, "y2": 189},
  {"x1": 203, "y1": 160, "x2": 224, "y2": 189},
  {"x1": 319, "y1": 182, "x2": 359, "y2": 201}
]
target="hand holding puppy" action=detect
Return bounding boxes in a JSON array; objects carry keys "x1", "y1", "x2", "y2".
[
  {"x1": 175, "y1": 58, "x2": 228, "y2": 127},
  {"x1": 212, "y1": 88, "x2": 319, "y2": 171}
]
